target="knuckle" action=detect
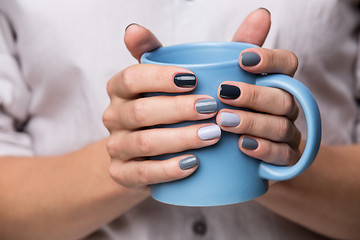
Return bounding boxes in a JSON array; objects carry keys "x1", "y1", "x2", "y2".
[
  {"x1": 249, "y1": 86, "x2": 259, "y2": 107},
  {"x1": 240, "y1": 83, "x2": 258, "y2": 107},
  {"x1": 132, "y1": 99, "x2": 147, "y2": 125},
  {"x1": 102, "y1": 108, "x2": 116, "y2": 130},
  {"x1": 136, "y1": 131, "x2": 153, "y2": 156},
  {"x1": 281, "y1": 144, "x2": 292, "y2": 165},
  {"x1": 109, "y1": 162, "x2": 132, "y2": 187},
  {"x1": 294, "y1": 129, "x2": 302, "y2": 147},
  {"x1": 177, "y1": 128, "x2": 191, "y2": 148},
  {"x1": 261, "y1": 141, "x2": 273, "y2": 159},
  {"x1": 291, "y1": 105, "x2": 300, "y2": 120},
  {"x1": 281, "y1": 92, "x2": 295, "y2": 116},
  {"x1": 288, "y1": 51, "x2": 299, "y2": 73},
  {"x1": 106, "y1": 77, "x2": 115, "y2": 96},
  {"x1": 136, "y1": 164, "x2": 150, "y2": 185},
  {"x1": 173, "y1": 96, "x2": 188, "y2": 119},
  {"x1": 277, "y1": 117, "x2": 292, "y2": 140},
  {"x1": 266, "y1": 50, "x2": 276, "y2": 70},
  {"x1": 155, "y1": 66, "x2": 166, "y2": 79},
  {"x1": 109, "y1": 162, "x2": 122, "y2": 183},
  {"x1": 121, "y1": 66, "x2": 137, "y2": 93},
  {"x1": 106, "y1": 137, "x2": 122, "y2": 158},
  {"x1": 239, "y1": 112, "x2": 255, "y2": 134},
  {"x1": 160, "y1": 163, "x2": 177, "y2": 181}
]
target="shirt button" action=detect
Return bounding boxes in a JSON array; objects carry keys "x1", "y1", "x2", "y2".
[{"x1": 192, "y1": 219, "x2": 207, "y2": 236}]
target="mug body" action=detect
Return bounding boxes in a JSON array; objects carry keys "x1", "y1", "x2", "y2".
[{"x1": 141, "y1": 42, "x2": 268, "y2": 206}]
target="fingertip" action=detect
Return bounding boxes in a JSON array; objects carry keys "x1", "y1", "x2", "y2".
[
  {"x1": 258, "y1": 7, "x2": 271, "y2": 16},
  {"x1": 232, "y1": 8, "x2": 271, "y2": 46},
  {"x1": 240, "y1": 136, "x2": 259, "y2": 151},
  {"x1": 238, "y1": 136, "x2": 261, "y2": 160},
  {"x1": 215, "y1": 110, "x2": 222, "y2": 125},
  {"x1": 197, "y1": 124, "x2": 222, "y2": 142},
  {"x1": 178, "y1": 155, "x2": 199, "y2": 171},
  {"x1": 217, "y1": 110, "x2": 241, "y2": 128},
  {"x1": 124, "y1": 24, "x2": 162, "y2": 61},
  {"x1": 240, "y1": 49, "x2": 262, "y2": 68},
  {"x1": 240, "y1": 48, "x2": 299, "y2": 76},
  {"x1": 163, "y1": 155, "x2": 199, "y2": 182},
  {"x1": 125, "y1": 23, "x2": 139, "y2": 32},
  {"x1": 218, "y1": 82, "x2": 241, "y2": 100},
  {"x1": 173, "y1": 72, "x2": 197, "y2": 90}
]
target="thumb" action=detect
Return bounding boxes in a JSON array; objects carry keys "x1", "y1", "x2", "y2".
[
  {"x1": 124, "y1": 23, "x2": 162, "y2": 62},
  {"x1": 232, "y1": 8, "x2": 271, "y2": 47}
]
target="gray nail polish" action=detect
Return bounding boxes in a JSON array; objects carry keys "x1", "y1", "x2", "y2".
[
  {"x1": 195, "y1": 99, "x2": 218, "y2": 114},
  {"x1": 241, "y1": 52, "x2": 261, "y2": 66},
  {"x1": 221, "y1": 112, "x2": 241, "y2": 127},
  {"x1": 179, "y1": 156, "x2": 198, "y2": 170},
  {"x1": 198, "y1": 125, "x2": 221, "y2": 140},
  {"x1": 242, "y1": 137, "x2": 258, "y2": 150}
]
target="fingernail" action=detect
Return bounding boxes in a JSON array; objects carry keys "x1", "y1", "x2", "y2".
[
  {"x1": 195, "y1": 99, "x2": 218, "y2": 114},
  {"x1": 198, "y1": 125, "x2": 221, "y2": 140},
  {"x1": 241, "y1": 52, "x2": 261, "y2": 66},
  {"x1": 174, "y1": 73, "x2": 196, "y2": 88},
  {"x1": 179, "y1": 156, "x2": 198, "y2": 170},
  {"x1": 258, "y1": 7, "x2": 271, "y2": 16},
  {"x1": 242, "y1": 137, "x2": 258, "y2": 150},
  {"x1": 221, "y1": 112, "x2": 241, "y2": 127},
  {"x1": 220, "y1": 84, "x2": 240, "y2": 99},
  {"x1": 125, "y1": 23, "x2": 138, "y2": 31}
]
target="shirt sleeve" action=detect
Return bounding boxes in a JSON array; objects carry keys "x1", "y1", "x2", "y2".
[{"x1": 0, "y1": 11, "x2": 33, "y2": 156}]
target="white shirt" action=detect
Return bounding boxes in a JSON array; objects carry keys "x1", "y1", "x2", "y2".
[{"x1": 0, "y1": 0, "x2": 359, "y2": 239}]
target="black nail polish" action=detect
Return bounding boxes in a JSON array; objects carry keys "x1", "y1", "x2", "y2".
[
  {"x1": 125, "y1": 23, "x2": 138, "y2": 31},
  {"x1": 174, "y1": 73, "x2": 196, "y2": 88},
  {"x1": 241, "y1": 52, "x2": 261, "y2": 66},
  {"x1": 242, "y1": 137, "x2": 258, "y2": 150},
  {"x1": 220, "y1": 84, "x2": 240, "y2": 99}
]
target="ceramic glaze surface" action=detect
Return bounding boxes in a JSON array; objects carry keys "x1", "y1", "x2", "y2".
[{"x1": 141, "y1": 42, "x2": 321, "y2": 206}]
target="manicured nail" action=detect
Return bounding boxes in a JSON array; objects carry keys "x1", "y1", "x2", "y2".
[
  {"x1": 242, "y1": 137, "x2": 258, "y2": 150},
  {"x1": 179, "y1": 156, "x2": 198, "y2": 170},
  {"x1": 241, "y1": 52, "x2": 261, "y2": 66},
  {"x1": 195, "y1": 99, "x2": 217, "y2": 114},
  {"x1": 198, "y1": 125, "x2": 221, "y2": 140},
  {"x1": 221, "y1": 112, "x2": 241, "y2": 127},
  {"x1": 220, "y1": 84, "x2": 240, "y2": 99},
  {"x1": 258, "y1": 7, "x2": 271, "y2": 16},
  {"x1": 125, "y1": 23, "x2": 138, "y2": 31},
  {"x1": 174, "y1": 73, "x2": 196, "y2": 88}
]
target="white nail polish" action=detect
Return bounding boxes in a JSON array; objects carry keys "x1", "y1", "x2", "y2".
[
  {"x1": 221, "y1": 112, "x2": 241, "y2": 127},
  {"x1": 198, "y1": 125, "x2": 221, "y2": 140}
]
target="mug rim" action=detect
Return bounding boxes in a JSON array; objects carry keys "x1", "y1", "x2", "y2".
[{"x1": 140, "y1": 41, "x2": 258, "y2": 68}]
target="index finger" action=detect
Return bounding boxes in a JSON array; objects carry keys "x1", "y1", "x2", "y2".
[{"x1": 107, "y1": 64, "x2": 197, "y2": 99}]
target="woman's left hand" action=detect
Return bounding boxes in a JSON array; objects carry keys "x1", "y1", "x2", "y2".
[{"x1": 217, "y1": 8, "x2": 301, "y2": 167}]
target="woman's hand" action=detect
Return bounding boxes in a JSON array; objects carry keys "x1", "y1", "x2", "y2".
[
  {"x1": 217, "y1": 8, "x2": 302, "y2": 167},
  {"x1": 103, "y1": 25, "x2": 220, "y2": 191},
  {"x1": 104, "y1": 9, "x2": 302, "y2": 193}
]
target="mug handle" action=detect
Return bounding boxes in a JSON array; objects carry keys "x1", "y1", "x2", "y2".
[{"x1": 255, "y1": 74, "x2": 322, "y2": 181}]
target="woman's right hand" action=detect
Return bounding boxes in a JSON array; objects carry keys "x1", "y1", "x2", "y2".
[{"x1": 102, "y1": 24, "x2": 220, "y2": 191}]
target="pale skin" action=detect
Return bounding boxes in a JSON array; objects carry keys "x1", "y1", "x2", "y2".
[{"x1": 0, "y1": 8, "x2": 359, "y2": 240}]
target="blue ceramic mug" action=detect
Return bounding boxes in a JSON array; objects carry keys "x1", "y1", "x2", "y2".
[{"x1": 141, "y1": 42, "x2": 321, "y2": 207}]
